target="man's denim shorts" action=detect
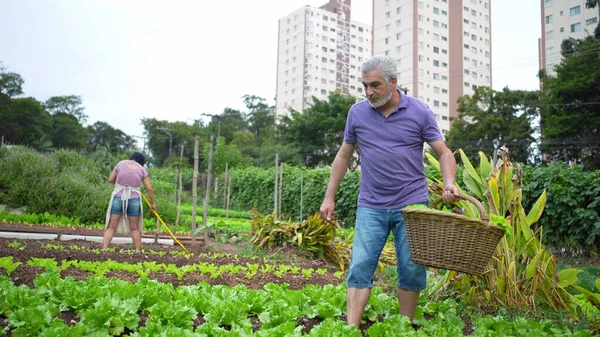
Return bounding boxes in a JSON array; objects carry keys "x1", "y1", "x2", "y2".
[
  {"x1": 110, "y1": 197, "x2": 141, "y2": 217},
  {"x1": 347, "y1": 206, "x2": 427, "y2": 291}
]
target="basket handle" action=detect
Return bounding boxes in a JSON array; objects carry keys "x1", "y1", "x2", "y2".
[{"x1": 430, "y1": 192, "x2": 489, "y2": 222}]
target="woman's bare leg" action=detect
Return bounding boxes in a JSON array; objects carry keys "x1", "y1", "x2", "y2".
[
  {"x1": 103, "y1": 214, "x2": 122, "y2": 249},
  {"x1": 128, "y1": 216, "x2": 142, "y2": 250}
]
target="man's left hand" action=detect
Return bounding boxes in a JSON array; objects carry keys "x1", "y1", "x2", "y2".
[{"x1": 442, "y1": 184, "x2": 461, "y2": 203}]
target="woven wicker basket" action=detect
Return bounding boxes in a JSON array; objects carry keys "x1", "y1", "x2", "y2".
[{"x1": 401, "y1": 192, "x2": 505, "y2": 275}]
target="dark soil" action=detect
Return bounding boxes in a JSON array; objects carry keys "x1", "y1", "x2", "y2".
[{"x1": 0, "y1": 237, "x2": 340, "y2": 290}]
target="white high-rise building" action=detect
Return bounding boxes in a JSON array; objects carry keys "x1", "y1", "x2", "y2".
[
  {"x1": 539, "y1": 0, "x2": 599, "y2": 75},
  {"x1": 372, "y1": 0, "x2": 492, "y2": 134},
  {"x1": 275, "y1": 0, "x2": 372, "y2": 119}
]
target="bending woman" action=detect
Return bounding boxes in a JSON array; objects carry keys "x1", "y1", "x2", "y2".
[{"x1": 103, "y1": 152, "x2": 156, "y2": 250}]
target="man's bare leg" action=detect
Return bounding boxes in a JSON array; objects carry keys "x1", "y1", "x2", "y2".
[
  {"x1": 346, "y1": 287, "x2": 371, "y2": 326},
  {"x1": 398, "y1": 288, "x2": 420, "y2": 322}
]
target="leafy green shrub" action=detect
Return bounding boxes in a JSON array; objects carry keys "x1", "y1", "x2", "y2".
[{"x1": 522, "y1": 162, "x2": 600, "y2": 253}]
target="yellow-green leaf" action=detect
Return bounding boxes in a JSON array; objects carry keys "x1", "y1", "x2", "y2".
[
  {"x1": 425, "y1": 152, "x2": 440, "y2": 172},
  {"x1": 478, "y1": 152, "x2": 492, "y2": 180},
  {"x1": 526, "y1": 190, "x2": 547, "y2": 226},
  {"x1": 488, "y1": 176, "x2": 500, "y2": 215},
  {"x1": 484, "y1": 290, "x2": 491, "y2": 302},
  {"x1": 558, "y1": 268, "x2": 583, "y2": 288},
  {"x1": 459, "y1": 150, "x2": 485, "y2": 199},
  {"x1": 459, "y1": 149, "x2": 483, "y2": 184},
  {"x1": 525, "y1": 249, "x2": 544, "y2": 279}
]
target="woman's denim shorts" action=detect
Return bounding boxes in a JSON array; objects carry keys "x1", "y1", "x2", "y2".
[
  {"x1": 110, "y1": 197, "x2": 141, "y2": 216},
  {"x1": 347, "y1": 206, "x2": 426, "y2": 291}
]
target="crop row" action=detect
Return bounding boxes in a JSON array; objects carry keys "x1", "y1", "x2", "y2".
[
  {"x1": 0, "y1": 271, "x2": 594, "y2": 336},
  {"x1": 0, "y1": 256, "x2": 343, "y2": 281}
]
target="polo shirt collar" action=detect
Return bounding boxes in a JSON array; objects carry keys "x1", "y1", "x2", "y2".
[{"x1": 397, "y1": 88, "x2": 409, "y2": 110}]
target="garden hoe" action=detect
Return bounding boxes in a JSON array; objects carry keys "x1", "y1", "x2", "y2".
[{"x1": 140, "y1": 193, "x2": 190, "y2": 254}]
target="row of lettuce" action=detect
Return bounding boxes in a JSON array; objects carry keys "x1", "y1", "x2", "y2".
[
  {"x1": 0, "y1": 269, "x2": 596, "y2": 336},
  {"x1": 1, "y1": 145, "x2": 598, "y2": 252}
]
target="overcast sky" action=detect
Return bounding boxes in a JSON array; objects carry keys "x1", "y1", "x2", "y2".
[{"x1": 0, "y1": 0, "x2": 541, "y2": 140}]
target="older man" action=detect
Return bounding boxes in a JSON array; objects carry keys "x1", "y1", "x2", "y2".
[{"x1": 320, "y1": 55, "x2": 459, "y2": 325}]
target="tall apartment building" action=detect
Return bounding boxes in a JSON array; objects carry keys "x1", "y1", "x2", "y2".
[
  {"x1": 275, "y1": 0, "x2": 372, "y2": 119},
  {"x1": 539, "y1": 0, "x2": 599, "y2": 75},
  {"x1": 373, "y1": 0, "x2": 492, "y2": 134}
]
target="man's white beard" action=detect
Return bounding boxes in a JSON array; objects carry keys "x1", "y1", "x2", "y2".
[{"x1": 368, "y1": 89, "x2": 393, "y2": 108}]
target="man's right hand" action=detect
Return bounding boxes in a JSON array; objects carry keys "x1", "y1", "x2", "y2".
[{"x1": 320, "y1": 199, "x2": 336, "y2": 222}]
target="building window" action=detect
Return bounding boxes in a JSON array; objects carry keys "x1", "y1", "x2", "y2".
[
  {"x1": 433, "y1": 33, "x2": 440, "y2": 40},
  {"x1": 545, "y1": 15, "x2": 552, "y2": 24},
  {"x1": 571, "y1": 22, "x2": 581, "y2": 32},
  {"x1": 570, "y1": 6, "x2": 581, "y2": 16},
  {"x1": 433, "y1": 46, "x2": 439, "y2": 53},
  {"x1": 546, "y1": 30, "x2": 553, "y2": 40},
  {"x1": 321, "y1": 89, "x2": 326, "y2": 95},
  {"x1": 433, "y1": 20, "x2": 439, "y2": 27},
  {"x1": 433, "y1": 60, "x2": 440, "y2": 67},
  {"x1": 433, "y1": 7, "x2": 439, "y2": 14},
  {"x1": 587, "y1": 17, "x2": 598, "y2": 25},
  {"x1": 545, "y1": 0, "x2": 552, "y2": 8},
  {"x1": 434, "y1": 100, "x2": 440, "y2": 107},
  {"x1": 385, "y1": 11, "x2": 390, "y2": 18},
  {"x1": 396, "y1": 32, "x2": 402, "y2": 40}
]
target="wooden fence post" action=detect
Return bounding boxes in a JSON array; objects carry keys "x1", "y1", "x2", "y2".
[{"x1": 191, "y1": 137, "x2": 199, "y2": 246}]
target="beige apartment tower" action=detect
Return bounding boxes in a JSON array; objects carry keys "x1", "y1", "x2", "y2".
[
  {"x1": 372, "y1": 0, "x2": 492, "y2": 134},
  {"x1": 539, "y1": 0, "x2": 599, "y2": 75},
  {"x1": 275, "y1": 0, "x2": 372, "y2": 119}
]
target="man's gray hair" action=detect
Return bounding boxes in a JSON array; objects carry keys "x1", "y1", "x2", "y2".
[{"x1": 361, "y1": 55, "x2": 397, "y2": 83}]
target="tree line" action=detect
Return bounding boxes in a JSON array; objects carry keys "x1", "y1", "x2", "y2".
[{"x1": 1, "y1": 33, "x2": 599, "y2": 171}]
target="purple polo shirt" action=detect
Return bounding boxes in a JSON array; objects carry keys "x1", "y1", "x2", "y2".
[{"x1": 344, "y1": 90, "x2": 443, "y2": 209}]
